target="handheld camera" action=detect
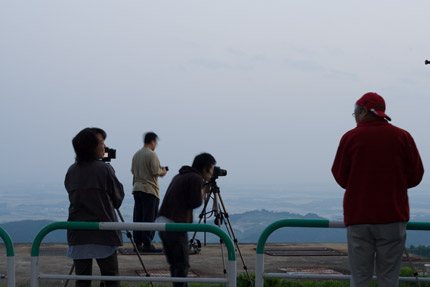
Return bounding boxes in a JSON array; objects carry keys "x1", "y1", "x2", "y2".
[{"x1": 103, "y1": 147, "x2": 116, "y2": 162}]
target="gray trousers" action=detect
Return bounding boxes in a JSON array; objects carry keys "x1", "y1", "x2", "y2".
[{"x1": 347, "y1": 222, "x2": 406, "y2": 287}]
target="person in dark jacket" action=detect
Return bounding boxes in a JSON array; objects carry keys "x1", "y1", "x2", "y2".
[
  {"x1": 157, "y1": 153, "x2": 216, "y2": 287},
  {"x1": 332, "y1": 93, "x2": 424, "y2": 287},
  {"x1": 65, "y1": 127, "x2": 125, "y2": 287}
]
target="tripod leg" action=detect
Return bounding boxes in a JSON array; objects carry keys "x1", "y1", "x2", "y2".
[
  {"x1": 190, "y1": 190, "x2": 212, "y2": 244},
  {"x1": 404, "y1": 246, "x2": 421, "y2": 287},
  {"x1": 217, "y1": 192, "x2": 254, "y2": 287},
  {"x1": 116, "y1": 209, "x2": 154, "y2": 287},
  {"x1": 204, "y1": 211, "x2": 207, "y2": 246},
  {"x1": 212, "y1": 193, "x2": 228, "y2": 275},
  {"x1": 63, "y1": 263, "x2": 75, "y2": 287}
]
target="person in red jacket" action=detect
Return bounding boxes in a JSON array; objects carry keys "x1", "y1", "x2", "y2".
[{"x1": 332, "y1": 92, "x2": 424, "y2": 287}]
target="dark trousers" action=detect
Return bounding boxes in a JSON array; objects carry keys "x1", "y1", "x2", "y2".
[
  {"x1": 159, "y1": 231, "x2": 190, "y2": 287},
  {"x1": 133, "y1": 192, "x2": 159, "y2": 246},
  {"x1": 74, "y1": 252, "x2": 119, "y2": 287}
]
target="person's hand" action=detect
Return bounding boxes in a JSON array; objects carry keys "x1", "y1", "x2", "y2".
[
  {"x1": 160, "y1": 167, "x2": 168, "y2": 177},
  {"x1": 202, "y1": 182, "x2": 210, "y2": 194}
]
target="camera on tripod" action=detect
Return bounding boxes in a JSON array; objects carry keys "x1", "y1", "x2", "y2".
[
  {"x1": 211, "y1": 166, "x2": 227, "y2": 180},
  {"x1": 191, "y1": 163, "x2": 252, "y2": 284},
  {"x1": 103, "y1": 147, "x2": 116, "y2": 162}
]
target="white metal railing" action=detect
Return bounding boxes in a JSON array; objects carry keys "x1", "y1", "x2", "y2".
[
  {"x1": 255, "y1": 219, "x2": 430, "y2": 287},
  {"x1": 30, "y1": 221, "x2": 236, "y2": 287}
]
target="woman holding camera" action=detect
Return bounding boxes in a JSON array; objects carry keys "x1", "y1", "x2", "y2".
[{"x1": 65, "y1": 127, "x2": 124, "y2": 287}]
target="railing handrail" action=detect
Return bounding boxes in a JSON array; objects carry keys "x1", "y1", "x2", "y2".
[
  {"x1": 31, "y1": 221, "x2": 99, "y2": 257},
  {"x1": 0, "y1": 226, "x2": 16, "y2": 287},
  {"x1": 0, "y1": 227, "x2": 14, "y2": 257},
  {"x1": 257, "y1": 219, "x2": 333, "y2": 254},
  {"x1": 31, "y1": 221, "x2": 235, "y2": 260},
  {"x1": 406, "y1": 221, "x2": 430, "y2": 230},
  {"x1": 30, "y1": 221, "x2": 236, "y2": 287}
]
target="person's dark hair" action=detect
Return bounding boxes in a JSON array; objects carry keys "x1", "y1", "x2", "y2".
[
  {"x1": 144, "y1": 132, "x2": 158, "y2": 144},
  {"x1": 354, "y1": 104, "x2": 364, "y2": 115},
  {"x1": 354, "y1": 104, "x2": 377, "y2": 119},
  {"x1": 192, "y1": 153, "x2": 216, "y2": 174},
  {"x1": 72, "y1": 127, "x2": 106, "y2": 163}
]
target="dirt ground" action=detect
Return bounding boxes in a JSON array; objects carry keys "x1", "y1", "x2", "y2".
[{"x1": 1, "y1": 242, "x2": 429, "y2": 286}]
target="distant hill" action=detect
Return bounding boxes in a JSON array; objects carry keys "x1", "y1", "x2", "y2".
[
  {"x1": 0, "y1": 220, "x2": 65, "y2": 243},
  {"x1": 1, "y1": 210, "x2": 328, "y2": 244},
  {"x1": 1, "y1": 210, "x2": 429, "y2": 247},
  {"x1": 194, "y1": 209, "x2": 347, "y2": 243}
]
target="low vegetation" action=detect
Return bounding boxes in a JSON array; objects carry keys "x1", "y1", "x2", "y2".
[
  {"x1": 10, "y1": 267, "x2": 429, "y2": 287},
  {"x1": 118, "y1": 268, "x2": 430, "y2": 287}
]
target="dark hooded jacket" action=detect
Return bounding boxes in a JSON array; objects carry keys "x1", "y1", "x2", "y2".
[
  {"x1": 158, "y1": 166, "x2": 203, "y2": 223},
  {"x1": 65, "y1": 160, "x2": 125, "y2": 246}
]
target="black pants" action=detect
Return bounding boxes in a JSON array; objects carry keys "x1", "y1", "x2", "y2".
[
  {"x1": 74, "y1": 252, "x2": 119, "y2": 287},
  {"x1": 159, "y1": 231, "x2": 190, "y2": 287},
  {"x1": 133, "y1": 192, "x2": 159, "y2": 246}
]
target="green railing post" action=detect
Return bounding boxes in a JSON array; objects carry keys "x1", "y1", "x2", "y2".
[
  {"x1": 166, "y1": 223, "x2": 236, "y2": 261},
  {"x1": 31, "y1": 221, "x2": 99, "y2": 257},
  {"x1": 0, "y1": 226, "x2": 15, "y2": 287},
  {"x1": 256, "y1": 219, "x2": 330, "y2": 255}
]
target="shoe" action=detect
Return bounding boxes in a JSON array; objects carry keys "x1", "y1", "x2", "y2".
[{"x1": 141, "y1": 244, "x2": 162, "y2": 253}]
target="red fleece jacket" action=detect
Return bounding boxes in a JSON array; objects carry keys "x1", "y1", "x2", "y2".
[{"x1": 332, "y1": 119, "x2": 424, "y2": 226}]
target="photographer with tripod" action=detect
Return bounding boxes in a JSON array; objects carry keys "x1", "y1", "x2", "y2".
[
  {"x1": 156, "y1": 153, "x2": 216, "y2": 287},
  {"x1": 65, "y1": 127, "x2": 125, "y2": 287}
]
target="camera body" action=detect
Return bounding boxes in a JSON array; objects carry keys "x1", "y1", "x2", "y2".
[
  {"x1": 103, "y1": 147, "x2": 116, "y2": 162},
  {"x1": 211, "y1": 166, "x2": 227, "y2": 180}
]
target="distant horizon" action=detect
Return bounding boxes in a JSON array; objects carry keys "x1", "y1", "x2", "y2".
[{"x1": 1, "y1": 182, "x2": 429, "y2": 224}]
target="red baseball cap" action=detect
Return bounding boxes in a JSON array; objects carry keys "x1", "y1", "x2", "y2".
[{"x1": 356, "y1": 92, "x2": 391, "y2": 121}]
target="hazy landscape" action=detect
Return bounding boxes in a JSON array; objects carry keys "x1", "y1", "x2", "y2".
[
  {"x1": 2, "y1": 182, "x2": 430, "y2": 222},
  {"x1": 1, "y1": 183, "x2": 430, "y2": 246}
]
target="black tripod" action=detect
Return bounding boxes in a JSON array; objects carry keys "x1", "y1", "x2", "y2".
[
  {"x1": 190, "y1": 178, "x2": 253, "y2": 287},
  {"x1": 116, "y1": 209, "x2": 154, "y2": 287}
]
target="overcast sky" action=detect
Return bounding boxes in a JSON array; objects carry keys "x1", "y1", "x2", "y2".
[{"x1": 0, "y1": 1, "x2": 429, "y2": 199}]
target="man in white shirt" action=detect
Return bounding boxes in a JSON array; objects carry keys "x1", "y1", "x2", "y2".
[{"x1": 131, "y1": 132, "x2": 167, "y2": 252}]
